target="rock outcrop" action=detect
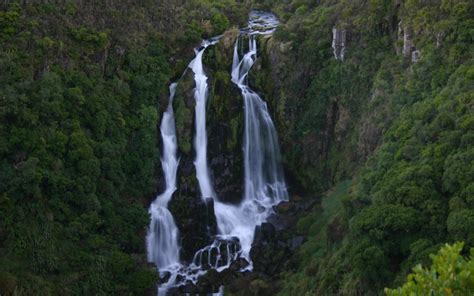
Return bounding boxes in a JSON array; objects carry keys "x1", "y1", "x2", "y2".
[
  {"x1": 332, "y1": 28, "x2": 346, "y2": 61},
  {"x1": 399, "y1": 23, "x2": 421, "y2": 63}
]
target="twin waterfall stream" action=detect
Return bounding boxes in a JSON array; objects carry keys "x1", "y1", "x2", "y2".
[{"x1": 147, "y1": 12, "x2": 286, "y2": 295}]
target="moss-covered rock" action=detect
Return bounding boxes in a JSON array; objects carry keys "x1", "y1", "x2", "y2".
[{"x1": 204, "y1": 29, "x2": 245, "y2": 204}]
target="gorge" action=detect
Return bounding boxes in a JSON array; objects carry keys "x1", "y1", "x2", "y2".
[{"x1": 0, "y1": 1, "x2": 472, "y2": 295}]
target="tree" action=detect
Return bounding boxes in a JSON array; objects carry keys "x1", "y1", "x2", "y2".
[{"x1": 385, "y1": 242, "x2": 474, "y2": 296}]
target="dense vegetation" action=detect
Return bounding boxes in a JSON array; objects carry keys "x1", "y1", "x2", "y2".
[
  {"x1": 386, "y1": 242, "x2": 474, "y2": 295},
  {"x1": 0, "y1": 0, "x2": 472, "y2": 295},
  {"x1": 252, "y1": 0, "x2": 473, "y2": 294},
  {"x1": 0, "y1": 1, "x2": 248, "y2": 294}
]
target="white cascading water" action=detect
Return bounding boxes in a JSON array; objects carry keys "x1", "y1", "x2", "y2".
[
  {"x1": 189, "y1": 39, "x2": 218, "y2": 199},
  {"x1": 189, "y1": 37, "x2": 246, "y2": 270},
  {"x1": 147, "y1": 11, "x2": 285, "y2": 293},
  {"x1": 232, "y1": 36, "x2": 288, "y2": 206},
  {"x1": 146, "y1": 83, "x2": 181, "y2": 294},
  {"x1": 192, "y1": 10, "x2": 288, "y2": 267}
]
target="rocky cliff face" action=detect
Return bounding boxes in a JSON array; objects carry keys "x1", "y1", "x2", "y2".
[
  {"x1": 165, "y1": 30, "x2": 247, "y2": 264},
  {"x1": 332, "y1": 28, "x2": 347, "y2": 61},
  {"x1": 399, "y1": 22, "x2": 422, "y2": 63},
  {"x1": 204, "y1": 30, "x2": 245, "y2": 205}
]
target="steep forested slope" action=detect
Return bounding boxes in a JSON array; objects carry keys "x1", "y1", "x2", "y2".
[
  {"x1": 0, "y1": 0, "x2": 472, "y2": 295},
  {"x1": 0, "y1": 1, "x2": 248, "y2": 294},
  {"x1": 248, "y1": 0, "x2": 473, "y2": 294}
]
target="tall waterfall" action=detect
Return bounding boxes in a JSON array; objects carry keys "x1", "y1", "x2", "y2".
[
  {"x1": 232, "y1": 35, "x2": 288, "y2": 206},
  {"x1": 192, "y1": 9, "x2": 287, "y2": 269},
  {"x1": 189, "y1": 39, "x2": 218, "y2": 200},
  {"x1": 146, "y1": 83, "x2": 181, "y2": 293},
  {"x1": 147, "y1": 11, "x2": 286, "y2": 293},
  {"x1": 222, "y1": 19, "x2": 288, "y2": 260}
]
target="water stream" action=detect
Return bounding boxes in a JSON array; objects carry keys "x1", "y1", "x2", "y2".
[{"x1": 147, "y1": 11, "x2": 286, "y2": 294}]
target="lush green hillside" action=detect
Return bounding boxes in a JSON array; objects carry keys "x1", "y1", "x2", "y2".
[
  {"x1": 0, "y1": 1, "x2": 248, "y2": 294},
  {"x1": 0, "y1": 0, "x2": 472, "y2": 295},
  {"x1": 251, "y1": 0, "x2": 473, "y2": 294}
]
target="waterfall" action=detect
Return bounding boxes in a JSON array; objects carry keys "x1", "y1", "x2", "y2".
[
  {"x1": 192, "y1": 10, "x2": 288, "y2": 268},
  {"x1": 188, "y1": 38, "x2": 247, "y2": 269},
  {"x1": 220, "y1": 20, "x2": 288, "y2": 261},
  {"x1": 232, "y1": 36, "x2": 288, "y2": 205},
  {"x1": 189, "y1": 39, "x2": 218, "y2": 200},
  {"x1": 146, "y1": 83, "x2": 181, "y2": 294},
  {"x1": 146, "y1": 11, "x2": 286, "y2": 293}
]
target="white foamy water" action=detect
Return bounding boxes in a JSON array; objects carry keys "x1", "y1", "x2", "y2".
[{"x1": 147, "y1": 11, "x2": 286, "y2": 294}]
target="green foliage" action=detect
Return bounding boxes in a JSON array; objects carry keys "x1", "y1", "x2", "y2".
[
  {"x1": 211, "y1": 12, "x2": 230, "y2": 34},
  {"x1": 183, "y1": 20, "x2": 205, "y2": 44},
  {"x1": 273, "y1": 0, "x2": 474, "y2": 295},
  {"x1": 0, "y1": 1, "x2": 249, "y2": 294},
  {"x1": 295, "y1": 5, "x2": 308, "y2": 16},
  {"x1": 279, "y1": 180, "x2": 350, "y2": 295},
  {"x1": 385, "y1": 242, "x2": 474, "y2": 295},
  {"x1": 70, "y1": 27, "x2": 108, "y2": 49}
]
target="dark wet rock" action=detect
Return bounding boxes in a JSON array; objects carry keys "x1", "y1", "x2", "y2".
[
  {"x1": 182, "y1": 282, "x2": 197, "y2": 294},
  {"x1": 169, "y1": 197, "x2": 217, "y2": 262},
  {"x1": 194, "y1": 265, "x2": 238, "y2": 293},
  {"x1": 204, "y1": 43, "x2": 245, "y2": 205},
  {"x1": 166, "y1": 287, "x2": 180, "y2": 295},
  {"x1": 229, "y1": 257, "x2": 250, "y2": 272},
  {"x1": 176, "y1": 155, "x2": 199, "y2": 198},
  {"x1": 195, "y1": 282, "x2": 218, "y2": 294},
  {"x1": 261, "y1": 222, "x2": 276, "y2": 235},
  {"x1": 192, "y1": 255, "x2": 253, "y2": 293},
  {"x1": 187, "y1": 196, "x2": 308, "y2": 292},
  {"x1": 158, "y1": 271, "x2": 171, "y2": 284},
  {"x1": 209, "y1": 152, "x2": 243, "y2": 204},
  {"x1": 254, "y1": 222, "x2": 275, "y2": 244},
  {"x1": 175, "y1": 274, "x2": 185, "y2": 284},
  {"x1": 251, "y1": 221, "x2": 291, "y2": 276},
  {"x1": 267, "y1": 212, "x2": 288, "y2": 231}
]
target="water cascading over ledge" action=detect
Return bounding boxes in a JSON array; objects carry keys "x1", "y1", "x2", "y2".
[
  {"x1": 146, "y1": 11, "x2": 287, "y2": 294},
  {"x1": 146, "y1": 83, "x2": 182, "y2": 294}
]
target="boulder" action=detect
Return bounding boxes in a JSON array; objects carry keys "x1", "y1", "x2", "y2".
[
  {"x1": 251, "y1": 221, "x2": 291, "y2": 275},
  {"x1": 158, "y1": 271, "x2": 171, "y2": 285}
]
